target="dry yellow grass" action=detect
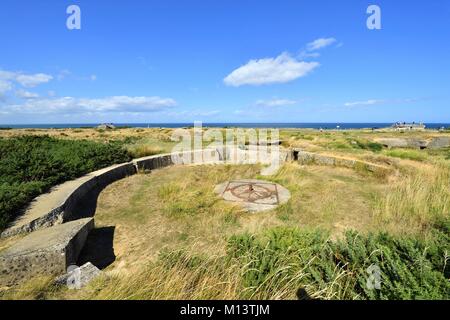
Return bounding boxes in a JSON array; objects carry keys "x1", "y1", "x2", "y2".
[
  {"x1": 18, "y1": 162, "x2": 384, "y2": 299},
  {"x1": 126, "y1": 144, "x2": 165, "y2": 158},
  {"x1": 373, "y1": 161, "x2": 450, "y2": 234},
  {"x1": 1, "y1": 128, "x2": 449, "y2": 300}
]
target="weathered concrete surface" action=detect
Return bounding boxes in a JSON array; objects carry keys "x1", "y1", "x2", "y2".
[
  {"x1": 133, "y1": 149, "x2": 224, "y2": 171},
  {"x1": 375, "y1": 138, "x2": 428, "y2": 149},
  {"x1": 55, "y1": 262, "x2": 102, "y2": 289},
  {"x1": 295, "y1": 150, "x2": 394, "y2": 177},
  {"x1": 1, "y1": 163, "x2": 135, "y2": 238},
  {"x1": 248, "y1": 140, "x2": 283, "y2": 146},
  {"x1": 133, "y1": 153, "x2": 174, "y2": 171},
  {"x1": 0, "y1": 218, "x2": 94, "y2": 286},
  {"x1": 215, "y1": 179, "x2": 291, "y2": 212},
  {"x1": 375, "y1": 137, "x2": 450, "y2": 149},
  {"x1": 224, "y1": 146, "x2": 289, "y2": 175},
  {"x1": 90, "y1": 163, "x2": 136, "y2": 188},
  {"x1": 0, "y1": 175, "x2": 95, "y2": 238},
  {"x1": 427, "y1": 137, "x2": 450, "y2": 149}
]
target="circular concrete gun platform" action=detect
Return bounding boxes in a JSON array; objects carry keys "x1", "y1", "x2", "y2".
[{"x1": 214, "y1": 179, "x2": 291, "y2": 212}]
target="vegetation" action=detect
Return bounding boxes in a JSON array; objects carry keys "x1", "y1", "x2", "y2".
[
  {"x1": 126, "y1": 144, "x2": 165, "y2": 158},
  {"x1": 384, "y1": 149, "x2": 427, "y2": 161},
  {"x1": 0, "y1": 136, "x2": 130, "y2": 230},
  {"x1": 373, "y1": 163, "x2": 450, "y2": 232},
  {"x1": 0, "y1": 128, "x2": 449, "y2": 300},
  {"x1": 3, "y1": 225, "x2": 448, "y2": 300},
  {"x1": 228, "y1": 225, "x2": 449, "y2": 299}
]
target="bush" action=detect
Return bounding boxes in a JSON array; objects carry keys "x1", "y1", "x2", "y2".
[
  {"x1": 0, "y1": 136, "x2": 131, "y2": 230},
  {"x1": 227, "y1": 226, "x2": 450, "y2": 299}
]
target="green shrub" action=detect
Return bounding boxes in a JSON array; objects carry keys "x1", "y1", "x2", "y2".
[
  {"x1": 323, "y1": 139, "x2": 383, "y2": 153},
  {"x1": 227, "y1": 226, "x2": 450, "y2": 299},
  {"x1": 385, "y1": 149, "x2": 426, "y2": 161},
  {"x1": 350, "y1": 139, "x2": 383, "y2": 152},
  {"x1": 0, "y1": 136, "x2": 130, "y2": 230}
]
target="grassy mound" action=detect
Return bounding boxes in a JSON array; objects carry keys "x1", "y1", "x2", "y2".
[{"x1": 0, "y1": 136, "x2": 130, "y2": 230}]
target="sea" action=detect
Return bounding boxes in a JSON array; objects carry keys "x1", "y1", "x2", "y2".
[{"x1": 0, "y1": 123, "x2": 449, "y2": 130}]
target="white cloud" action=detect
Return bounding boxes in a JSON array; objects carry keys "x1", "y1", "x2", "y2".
[
  {"x1": 57, "y1": 70, "x2": 71, "y2": 81},
  {"x1": 16, "y1": 89, "x2": 39, "y2": 99},
  {"x1": 344, "y1": 98, "x2": 420, "y2": 107},
  {"x1": 2, "y1": 96, "x2": 177, "y2": 115},
  {"x1": 0, "y1": 80, "x2": 12, "y2": 94},
  {"x1": 344, "y1": 99, "x2": 383, "y2": 107},
  {"x1": 57, "y1": 70, "x2": 98, "y2": 82},
  {"x1": 166, "y1": 109, "x2": 220, "y2": 118},
  {"x1": 15, "y1": 73, "x2": 53, "y2": 87},
  {"x1": 298, "y1": 51, "x2": 321, "y2": 59},
  {"x1": 224, "y1": 52, "x2": 319, "y2": 86},
  {"x1": 0, "y1": 71, "x2": 16, "y2": 81},
  {"x1": 306, "y1": 38, "x2": 337, "y2": 51},
  {"x1": 0, "y1": 70, "x2": 53, "y2": 93},
  {"x1": 255, "y1": 98, "x2": 298, "y2": 107}
]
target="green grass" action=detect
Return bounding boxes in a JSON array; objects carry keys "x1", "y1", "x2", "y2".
[
  {"x1": 0, "y1": 135, "x2": 130, "y2": 230},
  {"x1": 226, "y1": 225, "x2": 450, "y2": 300},
  {"x1": 9, "y1": 225, "x2": 446, "y2": 300},
  {"x1": 124, "y1": 137, "x2": 176, "y2": 157},
  {"x1": 319, "y1": 137, "x2": 383, "y2": 153},
  {"x1": 126, "y1": 144, "x2": 165, "y2": 158},
  {"x1": 384, "y1": 149, "x2": 427, "y2": 161}
]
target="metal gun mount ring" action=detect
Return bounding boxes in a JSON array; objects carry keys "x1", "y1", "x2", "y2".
[
  {"x1": 214, "y1": 179, "x2": 291, "y2": 212},
  {"x1": 228, "y1": 182, "x2": 279, "y2": 204}
]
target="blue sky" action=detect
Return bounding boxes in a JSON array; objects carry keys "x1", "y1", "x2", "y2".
[{"x1": 0, "y1": 0, "x2": 449, "y2": 124}]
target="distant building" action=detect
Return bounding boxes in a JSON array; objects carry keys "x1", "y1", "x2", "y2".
[
  {"x1": 391, "y1": 122, "x2": 426, "y2": 131},
  {"x1": 97, "y1": 123, "x2": 116, "y2": 130}
]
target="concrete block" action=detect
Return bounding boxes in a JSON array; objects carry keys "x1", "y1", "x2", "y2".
[
  {"x1": 0, "y1": 218, "x2": 94, "y2": 286},
  {"x1": 55, "y1": 262, "x2": 102, "y2": 289},
  {"x1": 428, "y1": 137, "x2": 450, "y2": 149}
]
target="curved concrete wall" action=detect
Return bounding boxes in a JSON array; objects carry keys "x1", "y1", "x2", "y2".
[
  {"x1": 1, "y1": 148, "x2": 393, "y2": 239},
  {"x1": 0, "y1": 147, "x2": 396, "y2": 286},
  {"x1": 294, "y1": 150, "x2": 394, "y2": 177},
  {"x1": 1, "y1": 150, "x2": 224, "y2": 238},
  {"x1": 1, "y1": 163, "x2": 136, "y2": 238}
]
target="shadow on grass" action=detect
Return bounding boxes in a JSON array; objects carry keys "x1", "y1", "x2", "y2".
[{"x1": 297, "y1": 287, "x2": 318, "y2": 300}]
